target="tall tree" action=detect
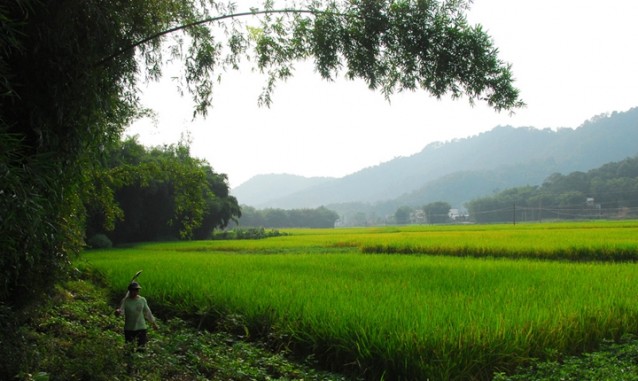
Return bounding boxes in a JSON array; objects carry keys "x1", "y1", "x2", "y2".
[
  {"x1": 394, "y1": 206, "x2": 413, "y2": 224},
  {"x1": 423, "y1": 201, "x2": 451, "y2": 224},
  {"x1": 0, "y1": 0, "x2": 523, "y2": 304}
]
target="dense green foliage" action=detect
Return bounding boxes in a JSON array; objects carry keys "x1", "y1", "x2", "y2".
[
  {"x1": 0, "y1": 0, "x2": 134, "y2": 304},
  {"x1": 86, "y1": 137, "x2": 240, "y2": 244},
  {"x1": 466, "y1": 155, "x2": 638, "y2": 223},
  {"x1": 83, "y1": 221, "x2": 638, "y2": 380},
  {"x1": 0, "y1": 0, "x2": 522, "y2": 304}
]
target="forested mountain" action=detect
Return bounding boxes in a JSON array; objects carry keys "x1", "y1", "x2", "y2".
[
  {"x1": 232, "y1": 108, "x2": 638, "y2": 220},
  {"x1": 232, "y1": 174, "x2": 333, "y2": 207},
  {"x1": 465, "y1": 155, "x2": 638, "y2": 223}
]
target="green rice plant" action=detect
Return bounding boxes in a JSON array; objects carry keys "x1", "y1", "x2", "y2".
[
  {"x1": 83, "y1": 225, "x2": 638, "y2": 380},
  {"x1": 354, "y1": 222, "x2": 638, "y2": 261},
  {"x1": 131, "y1": 220, "x2": 638, "y2": 261}
]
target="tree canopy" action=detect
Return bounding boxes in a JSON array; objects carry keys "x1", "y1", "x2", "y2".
[
  {"x1": 423, "y1": 201, "x2": 452, "y2": 223},
  {"x1": 0, "y1": 0, "x2": 523, "y2": 304},
  {"x1": 85, "y1": 137, "x2": 241, "y2": 244}
]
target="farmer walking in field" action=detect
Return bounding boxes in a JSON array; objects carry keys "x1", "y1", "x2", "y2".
[{"x1": 115, "y1": 281, "x2": 159, "y2": 351}]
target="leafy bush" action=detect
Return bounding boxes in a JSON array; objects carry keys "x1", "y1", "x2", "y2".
[
  {"x1": 213, "y1": 227, "x2": 289, "y2": 240},
  {"x1": 493, "y1": 336, "x2": 638, "y2": 380},
  {"x1": 86, "y1": 233, "x2": 113, "y2": 249},
  {"x1": 0, "y1": 303, "x2": 24, "y2": 379}
]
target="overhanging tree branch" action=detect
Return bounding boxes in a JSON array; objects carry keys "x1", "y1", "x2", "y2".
[{"x1": 96, "y1": 8, "x2": 325, "y2": 67}]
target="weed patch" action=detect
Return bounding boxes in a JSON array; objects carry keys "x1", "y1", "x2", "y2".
[{"x1": 495, "y1": 336, "x2": 638, "y2": 380}]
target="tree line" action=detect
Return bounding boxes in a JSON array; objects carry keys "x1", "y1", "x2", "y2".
[
  {"x1": 236, "y1": 205, "x2": 339, "y2": 228},
  {"x1": 466, "y1": 155, "x2": 638, "y2": 223},
  {"x1": 389, "y1": 156, "x2": 638, "y2": 226}
]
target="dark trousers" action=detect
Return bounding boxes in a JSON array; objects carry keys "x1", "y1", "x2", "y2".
[{"x1": 124, "y1": 329, "x2": 148, "y2": 348}]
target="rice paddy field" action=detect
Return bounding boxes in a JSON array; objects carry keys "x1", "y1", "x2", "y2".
[{"x1": 82, "y1": 221, "x2": 638, "y2": 380}]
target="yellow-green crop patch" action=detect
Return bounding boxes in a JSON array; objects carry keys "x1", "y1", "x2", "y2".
[{"x1": 82, "y1": 221, "x2": 638, "y2": 380}]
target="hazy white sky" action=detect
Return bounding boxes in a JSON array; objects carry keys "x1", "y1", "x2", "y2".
[{"x1": 126, "y1": 0, "x2": 638, "y2": 188}]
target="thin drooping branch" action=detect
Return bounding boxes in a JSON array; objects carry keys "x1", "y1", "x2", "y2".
[{"x1": 96, "y1": 8, "x2": 323, "y2": 67}]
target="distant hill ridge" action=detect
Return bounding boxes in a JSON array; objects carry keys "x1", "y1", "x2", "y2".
[{"x1": 232, "y1": 107, "x2": 638, "y2": 212}]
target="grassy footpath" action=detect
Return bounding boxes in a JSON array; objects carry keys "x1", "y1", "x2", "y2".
[{"x1": 0, "y1": 269, "x2": 351, "y2": 381}]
